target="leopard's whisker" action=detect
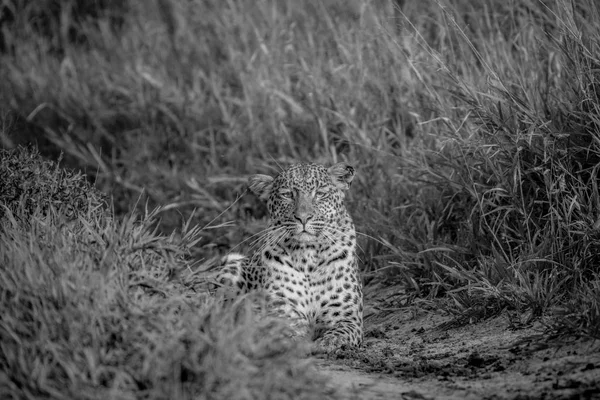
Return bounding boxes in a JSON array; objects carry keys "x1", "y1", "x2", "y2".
[
  {"x1": 321, "y1": 226, "x2": 364, "y2": 262},
  {"x1": 250, "y1": 226, "x2": 285, "y2": 249},
  {"x1": 256, "y1": 225, "x2": 290, "y2": 254},
  {"x1": 230, "y1": 226, "x2": 279, "y2": 252}
]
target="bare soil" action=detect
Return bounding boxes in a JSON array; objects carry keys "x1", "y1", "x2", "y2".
[{"x1": 314, "y1": 282, "x2": 600, "y2": 400}]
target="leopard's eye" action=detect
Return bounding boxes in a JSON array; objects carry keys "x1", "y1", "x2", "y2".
[
  {"x1": 279, "y1": 190, "x2": 293, "y2": 199},
  {"x1": 315, "y1": 189, "x2": 329, "y2": 199}
]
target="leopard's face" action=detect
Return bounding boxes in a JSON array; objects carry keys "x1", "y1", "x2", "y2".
[{"x1": 249, "y1": 163, "x2": 355, "y2": 244}]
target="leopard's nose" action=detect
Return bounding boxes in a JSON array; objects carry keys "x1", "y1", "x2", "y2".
[
  {"x1": 294, "y1": 214, "x2": 313, "y2": 227},
  {"x1": 294, "y1": 193, "x2": 314, "y2": 227}
]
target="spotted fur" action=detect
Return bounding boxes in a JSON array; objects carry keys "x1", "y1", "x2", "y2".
[{"x1": 216, "y1": 162, "x2": 363, "y2": 352}]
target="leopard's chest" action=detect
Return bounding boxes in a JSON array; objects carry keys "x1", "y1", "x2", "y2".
[{"x1": 260, "y1": 245, "x2": 358, "y2": 313}]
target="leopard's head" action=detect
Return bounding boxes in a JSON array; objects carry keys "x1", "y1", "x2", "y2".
[{"x1": 248, "y1": 162, "x2": 355, "y2": 244}]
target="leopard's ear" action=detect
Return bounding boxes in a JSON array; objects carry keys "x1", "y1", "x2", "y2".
[
  {"x1": 248, "y1": 174, "x2": 274, "y2": 201},
  {"x1": 328, "y1": 162, "x2": 355, "y2": 190}
]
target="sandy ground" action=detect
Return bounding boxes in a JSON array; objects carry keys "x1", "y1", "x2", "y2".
[{"x1": 314, "y1": 282, "x2": 600, "y2": 400}]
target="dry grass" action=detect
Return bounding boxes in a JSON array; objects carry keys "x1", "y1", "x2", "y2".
[{"x1": 1, "y1": 0, "x2": 600, "y2": 397}]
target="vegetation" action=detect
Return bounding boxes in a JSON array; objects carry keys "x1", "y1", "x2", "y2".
[{"x1": 1, "y1": 0, "x2": 600, "y2": 398}]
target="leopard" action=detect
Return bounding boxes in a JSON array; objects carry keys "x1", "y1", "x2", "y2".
[{"x1": 214, "y1": 162, "x2": 363, "y2": 353}]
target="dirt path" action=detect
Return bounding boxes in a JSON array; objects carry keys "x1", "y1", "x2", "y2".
[
  {"x1": 315, "y1": 283, "x2": 600, "y2": 399},
  {"x1": 318, "y1": 362, "x2": 442, "y2": 399}
]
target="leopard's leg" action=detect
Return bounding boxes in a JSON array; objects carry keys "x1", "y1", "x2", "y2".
[
  {"x1": 263, "y1": 265, "x2": 311, "y2": 340},
  {"x1": 267, "y1": 294, "x2": 311, "y2": 339},
  {"x1": 213, "y1": 253, "x2": 250, "y2": 297},
  {"x1": 313, "y1": 270, "x2": 363, "y2": 352}
]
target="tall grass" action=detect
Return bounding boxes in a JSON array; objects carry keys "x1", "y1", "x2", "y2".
[
  {"x1": 1, "y1": 0, "x2": 600, "y2": 396},
  {"x1": 395, "y1": 0, "x2": 600, "y2": 337}
]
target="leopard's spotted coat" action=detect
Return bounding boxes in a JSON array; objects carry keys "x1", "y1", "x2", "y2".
[{"x1": 216, "y1": 162, "x2": 363, "y2": 352}]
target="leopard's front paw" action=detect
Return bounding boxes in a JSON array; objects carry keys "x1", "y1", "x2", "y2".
[{"x1": 312, "y1": 335, "x2": 345, "y2": 354}]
